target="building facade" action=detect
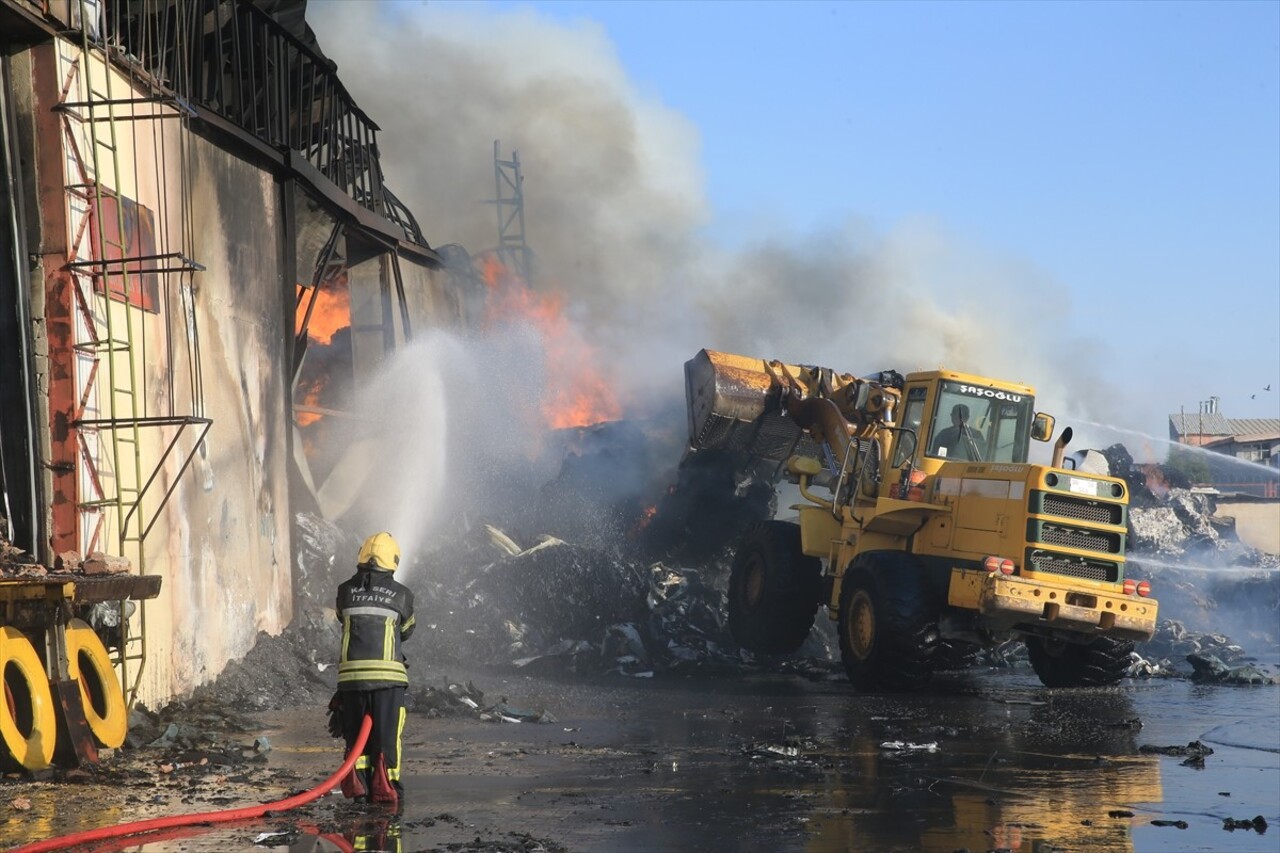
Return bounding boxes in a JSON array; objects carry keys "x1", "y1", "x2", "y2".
[
  {"x1": 1168, "y1": 408, "x2": 1280, "y2": 498},
  {"x1": 0, "y1": 0, "x2": 469, "y2": 704}
]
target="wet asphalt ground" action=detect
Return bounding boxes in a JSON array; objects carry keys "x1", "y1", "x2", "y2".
[{"x1": 3, "y1": 665, "x2": 1278, "y2": 853}]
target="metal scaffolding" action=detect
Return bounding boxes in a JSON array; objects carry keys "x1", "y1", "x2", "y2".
[
  {"x1": 54, "y1": 0, "x2": 212, "y2": 707},
  {"x1": 489, "y1": 140, "x2": 533, "y2": 282}
]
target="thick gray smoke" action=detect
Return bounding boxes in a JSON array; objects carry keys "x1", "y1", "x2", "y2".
[
  {"x1": 308, "y1": 2, "x2": 1124, "y2": 455},
  {"x1": 312, "y1": 323, "x2": 560, "y2": 577}
]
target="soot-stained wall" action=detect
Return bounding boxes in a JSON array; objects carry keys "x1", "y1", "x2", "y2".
[
  {"x1": 143, "y1": 139, "x2": 294, "y2": 703},
  {"x1": 12, "y1": 27, "x2": 469, "y2": 706}
]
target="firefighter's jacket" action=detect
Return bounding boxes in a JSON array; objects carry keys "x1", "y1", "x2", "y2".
[{"x1": 336, "y1": 568, "x2": 415, "y2": 690}]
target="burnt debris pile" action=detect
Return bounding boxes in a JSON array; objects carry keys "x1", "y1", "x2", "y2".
[
  {"x1": 192, "y1": 432, "x2": 1276, "y2": 708},
  {"x1": 1093, "y1": 443, "x2": 1280, "y2": 681},
  {"x1": 413, "y1": 521, "x2": 750, "y2": 676}
]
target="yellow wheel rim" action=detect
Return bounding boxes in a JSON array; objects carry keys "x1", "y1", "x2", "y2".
[{"x1": 848, "y1": 589, "x2": 875, "y2": 661}]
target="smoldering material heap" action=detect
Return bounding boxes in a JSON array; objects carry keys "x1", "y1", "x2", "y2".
[
  {"x1": 1091, "y1": 443, "x2": 1280, "y2": 681},
  {"x1": 193, "y1": 432, "x2": 1277, "y2": 711},
  {"x1": 411, "y1": 522, "x2": 750, "y2": 676}
]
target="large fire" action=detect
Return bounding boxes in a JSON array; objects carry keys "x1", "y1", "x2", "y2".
[
  {"x1": 289, "y1": 260, "x2": 617, "y2": 432},
  {"x1": 479, "y1": 255, "x2": 621, "y2": 429},
  {"x1": 294, "y1": 277, "x2": 351, "y2": 427},
  {"x1": 296, "y1": 278, "x2": 351, "y2": 346}
]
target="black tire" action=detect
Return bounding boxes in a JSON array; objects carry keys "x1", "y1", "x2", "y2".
[
  {"x1": 837, "y1": 554, "x2": 940, "y2": 691},
  {"x1": 727, "y1": 521, "x2": 822, "y2": 655},
  {"x1": 1025, "y1": 635, "x2": 1133, "y2": 688}
]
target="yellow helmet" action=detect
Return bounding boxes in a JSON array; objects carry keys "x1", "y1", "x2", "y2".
[{"x1": 357, "y1": 532, "x2": 400, "y2": 571}]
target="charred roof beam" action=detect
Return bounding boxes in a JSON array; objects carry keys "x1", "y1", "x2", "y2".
[{"x1": 52, "y1": 0, "x2": 431, "y2": 256}]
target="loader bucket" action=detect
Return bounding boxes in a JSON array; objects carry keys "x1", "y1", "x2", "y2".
[{"x1": 684, "y1": 350, "x2": 819, "y2": 468}]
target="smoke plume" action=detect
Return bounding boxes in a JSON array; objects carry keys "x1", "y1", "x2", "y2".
[{"x1": 308, "y1": 2, "x2": 1127, "y2": 466}]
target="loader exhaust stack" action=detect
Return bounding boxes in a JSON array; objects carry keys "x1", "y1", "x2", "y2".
[{"x1": 1051, "y1": 426, "x2": 1073, "y2": 469}]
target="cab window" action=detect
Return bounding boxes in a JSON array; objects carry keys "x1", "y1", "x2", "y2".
[
  {"x1": 926, "y1": 381, "x2": 1034, "y2": 463},
  {"x1": 892, "y1": 387, "x2": 926, "y2": 467}
]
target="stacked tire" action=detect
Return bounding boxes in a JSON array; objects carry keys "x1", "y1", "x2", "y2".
[{"x1": 1, "y1": 620, "x2": 127, "y2": 770}]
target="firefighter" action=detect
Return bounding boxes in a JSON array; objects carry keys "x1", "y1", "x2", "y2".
[{"x1": 335, "y1": 531, "x2": 415, "y2": 807}]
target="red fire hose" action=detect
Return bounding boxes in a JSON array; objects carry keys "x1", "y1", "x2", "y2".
[{"x1": 8, "y1": 715, "x2": 372, "y2": 853}]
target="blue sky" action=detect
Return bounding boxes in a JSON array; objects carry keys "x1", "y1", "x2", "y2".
[
  {"x1": 468, "y1": 0, "x2": 1279, "y2": 431},
  {"x1": 326, "y1": 0, "x2": 1279, "y2": 446}
]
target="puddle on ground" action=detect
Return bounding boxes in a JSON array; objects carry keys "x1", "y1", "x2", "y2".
[{"x1": 3, "y1": 669, "x2": 1276, "y2": 852}]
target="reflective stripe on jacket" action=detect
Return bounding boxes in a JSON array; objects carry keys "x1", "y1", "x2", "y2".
[{"x1": 337, "y1": 568, "x2": 415, "y2": 690}]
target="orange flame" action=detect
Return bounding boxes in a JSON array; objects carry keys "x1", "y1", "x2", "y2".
[
  {"x1": 296, "y1": 278, "x2": 351, "y2": 346},
  {"x1": 627, "y1": 504, "x2": 659, "y2": 541},
  {"x1": 1141, "y1": 463, "x2": 1169, "y2": 497},
  {"x1": 479, "y1": 255, "x2": 621, "y2": 429},
  {"x1": 293, "y1": 275, "x2": 350, "y2": 428},
  {"x1": 295, "y1": 373, "x2": 328, "y2": 428}
]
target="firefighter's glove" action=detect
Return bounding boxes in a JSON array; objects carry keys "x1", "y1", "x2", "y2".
[{"x1": 326, "y1": 691, "x2": 344, "y2": 739}]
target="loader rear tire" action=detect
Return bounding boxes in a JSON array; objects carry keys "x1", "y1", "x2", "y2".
[
  {"x1": 1026, "y1": 635, "x2": 1133, "y2": 688},
  {"x1": 727, "y1": 521, "x2": 822, "y2": 655},
  {"x1": 837, "y1": 554, "x2": 940, "y2": 691}
]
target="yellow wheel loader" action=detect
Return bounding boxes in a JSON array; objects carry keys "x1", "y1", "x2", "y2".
[{"x1": 685, "y1": 350, "x2": 1157, "y2": 690}]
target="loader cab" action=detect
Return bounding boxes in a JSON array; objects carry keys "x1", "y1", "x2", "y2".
[{"x1": 892, "y1": 373, "x2": 1037, "y2": 469}]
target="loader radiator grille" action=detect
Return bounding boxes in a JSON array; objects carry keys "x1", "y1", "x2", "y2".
[
  {"x1": 1039, "y1": 494, "x2": 1123, "y2": 525},
  {"x1": 1025, "y1": 549, "x2": 1119, "y2": 583},
  {"x1": 1038, "y1": 523, "x2": 1122, "y2": 554}
]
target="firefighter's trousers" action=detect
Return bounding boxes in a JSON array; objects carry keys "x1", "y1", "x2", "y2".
[{"x1": 341, "y1": 685, "x2": 407, "y2": 792}]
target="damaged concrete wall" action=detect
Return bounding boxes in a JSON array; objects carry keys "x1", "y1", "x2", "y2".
[
  {"x1": 144, "y1": 139, "x2": 293, "y2": 704},
  {"x1": 12, "y1": 37, "x2": 293, "y2": 706},
  {"x1": 10, "y1": 24, "x2": 471, "y2": 708},
  {"x1": 1213, "y1": 499, "x2": 1280, "y2": 555}
]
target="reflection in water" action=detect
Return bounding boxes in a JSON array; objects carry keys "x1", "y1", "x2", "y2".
[
  {"x1": 289, "y1": 814, "x2": 402, "y2": 853},
  {"x1": 807, "y1": 687, "x2": 1162, "y2": 853},
  {"x1": 9, "y1": 675, "x2": 1268, "y2": 852}
]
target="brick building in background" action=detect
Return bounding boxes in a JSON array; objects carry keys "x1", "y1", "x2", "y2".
[{"x1": 1169, "y1": 398, "x2": 1280, "y2": 498}]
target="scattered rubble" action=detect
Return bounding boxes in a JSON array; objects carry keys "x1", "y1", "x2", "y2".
[
  {"x1": 1222, "y1": 815, "x2": 1269, "y2": 834},
  {"x1": 412, "y1": 680, "x2": 558, "y2": 724},
  {"x1": 1186, "y1": 653, "x2": 1279, "y2": 685},
  {"x1": 878, "y1": 741, "x2": 940, "y2": 753},
  {"x1": 0, "y1": 537, "x2": 133, "y2": 579},
  {"x1": 412, "y1": 519, "x2": 755, "y2": 678},
  {"x1": 1139, "y1": 740, "x2": 1216, "y2": 769},
  {"x1": 0, "y1": 537, "x2": 45, "y2": 578},
  {"x1": 1127, "y1": 620, "x2": 1280, "y2": 683}
]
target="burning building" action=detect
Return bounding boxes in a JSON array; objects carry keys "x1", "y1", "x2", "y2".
[{"x1": 0, "y1": 0, "x2": 476, "y2": 715}]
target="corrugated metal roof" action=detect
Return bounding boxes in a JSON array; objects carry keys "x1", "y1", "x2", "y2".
[
  {"x1": 1230, "y1": 419, "x2": 1280, "y2": 438},
  {"x1": 1169, "y1": 414, "x2": 1280, "y2": 438},
  {"x1": 1169, "y1": 413, "x2": 1232, "y2": 436}
]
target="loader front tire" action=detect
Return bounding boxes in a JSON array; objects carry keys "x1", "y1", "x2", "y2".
[
  {"x1": 837, "y1": 555, "x2": 939, "y2": 691},
  {"x1": 727, "y1": 521, "x2": 822, "y2": 655},
  {"x1": 1026, "y1": 635, "x2": 1133, "y2": 688}
]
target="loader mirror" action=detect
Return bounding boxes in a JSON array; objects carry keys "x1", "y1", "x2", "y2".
[{"x1": 1031, "y1": 413, "x2": 1055, "y2": 442}]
